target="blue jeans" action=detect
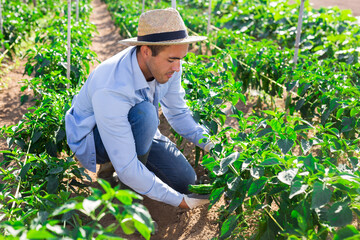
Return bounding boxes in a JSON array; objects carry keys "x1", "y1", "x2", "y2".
[{"x1": 93, "y1": 101, "x2": 196, "y2": 194}]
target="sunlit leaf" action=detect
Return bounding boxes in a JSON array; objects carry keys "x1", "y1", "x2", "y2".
[
  {"x1": 278, "y1": 168, "x2": 298, "y2": 185},
  {"x1": 328, "y1": 202, "x2": 352, "y2": 227}
]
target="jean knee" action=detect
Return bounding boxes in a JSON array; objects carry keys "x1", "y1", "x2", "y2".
[
  {"x1": 129, "y1": 101, "x2": 157, "y2": 125},
  {"x1": 173, "y1": 168, "x2": 196, "y2": 194},
  {"x1": 128, "y1": 101, "x2": 158, "y2": 156}
]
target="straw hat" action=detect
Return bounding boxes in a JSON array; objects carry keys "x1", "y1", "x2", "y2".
[{"x1": 119, "y1": 8, "x2": 207, "y2": 46}]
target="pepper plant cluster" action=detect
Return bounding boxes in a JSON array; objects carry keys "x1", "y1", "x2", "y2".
[
  {"x1": 0, "y1": 0, "x2": 154, "y2": 239},
  {"x1": 106, "y1": 0, "x2": 360, "y2": 239}
]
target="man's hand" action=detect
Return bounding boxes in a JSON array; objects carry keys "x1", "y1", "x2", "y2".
[
  {"x1": 179, "y1": 194, "x2": 210, "y2": 209},
  {"x1": 204, "y1": 142, "x2": 215, "y2": 152}
]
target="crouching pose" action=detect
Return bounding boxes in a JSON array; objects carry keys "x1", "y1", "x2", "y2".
[{"x1": 65, "y1": 8, "x2": 213, "y2": 209}]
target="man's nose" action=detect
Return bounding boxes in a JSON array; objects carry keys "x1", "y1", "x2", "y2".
[{"x1": 172, "y1": 61, "x2": 181, "y2": 72}]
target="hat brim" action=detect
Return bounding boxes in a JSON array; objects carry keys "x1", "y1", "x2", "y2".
[{"x1": 119, "y1": 36, "x2": 207, "y2": 46}]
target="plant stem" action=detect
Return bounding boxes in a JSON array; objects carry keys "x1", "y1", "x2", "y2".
[
  {"x1": 9, "y1": 115, "x2": 39, "y2": 219},
  {"x1": 255, "y1": 196, "x2": 284, "y2": 232}
]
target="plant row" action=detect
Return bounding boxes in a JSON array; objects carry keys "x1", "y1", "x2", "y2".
[
  {"x1": 0, "y1": 0, "x2": 153, "y2": 239},
  {"x1": 104, "y1": 0, "x2": 360, "y2": 239},
  {"x1": 103, "y1": 0, "x2": 360, "y2": 141},
  {"x1": 0, "y1": 0, "x2": 62, "y2": 64},
  {"x1": 182, "y1": 52, "x2": 360, "y2": 239}
]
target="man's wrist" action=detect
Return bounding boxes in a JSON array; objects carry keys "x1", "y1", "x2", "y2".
[
  {"x1": 179, "y1": 197, "x2": 190, "y2": 209},
  {"x1": 204, "y1": 142, "x2": 215, "y2": 152}
]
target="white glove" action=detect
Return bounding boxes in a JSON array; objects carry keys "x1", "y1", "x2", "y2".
[
  {"x1": 204, "y1": 142, "x2": 215, "y2": 152},
  {"x1": 183, "y1": 194, "x2": 210, "y2": 209}
]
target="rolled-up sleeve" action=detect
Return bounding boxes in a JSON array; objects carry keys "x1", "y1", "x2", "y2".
[
  {"x1": 92, "y1": 89, "x2": 183, "y2": 207},
  {"x1": 160, "y1": 70, "x2": 209, "y2": 149}
]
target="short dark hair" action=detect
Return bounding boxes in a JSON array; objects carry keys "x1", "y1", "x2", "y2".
[{"x1": 136, "y1": 45, "x2": 169, "y2": 56}]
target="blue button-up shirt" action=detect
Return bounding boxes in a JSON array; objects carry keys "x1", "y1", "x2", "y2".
[{"x1": 65, "y1": 47, "x2": 208, "y2": 207}]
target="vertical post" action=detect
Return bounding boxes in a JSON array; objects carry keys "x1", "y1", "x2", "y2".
[
  {"x1": 76, "y1": 0, "x2": 79, "y2": 22},
  {"x1": 207, "y1": 0, "x2": 211, "y2": 34},
  {"x1": 142, "y1": 0, "x2": 145, "y2": 13},
  {"x1": 0, "y1": 0, "x2": 3, "y2": 44},
  {"x1": 293, "y1": 0, "x2": 305, "y2": 69},
  {"x1": 171, "y1": 0, "x2": 175, "y2": 9},
  {"x1": 32, "y1": 0, "x2": 36, "y2": 7},
  {"x1": 67, "y1": 0, "x2": 71, "y2": 82}
]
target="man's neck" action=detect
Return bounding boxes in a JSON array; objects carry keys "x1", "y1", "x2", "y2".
[{"x1": 136, "y1": 48, "x2": 154, "y2": 81}]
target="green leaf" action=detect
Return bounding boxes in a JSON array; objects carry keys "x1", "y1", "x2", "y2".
[
  {"x1": 301, "y1": 139, "x2": 313, "y2": 154},
  {"x1": 247, "y1": 177, "x2": 267, "y2": 197},
  {"x1": 239, "y1": 93, "x2": 246, "y2": 104},
  {"x1": 302, "y1": 154, "x2": 315, "y2": 173},
  {"x1": 193, "y1": 111, "x2": 201, "y2": 123},
  {"x1": 27, "y1": 229, "x2": 55, "y2": 238},
  {"x1": 336, "y1": 108, "x2": 345, "y2": 119},
  {"x1": 55, "y1": 128, "x2": 66, "y2": 143},
  {"x1": 31, "y1": 129, "x2": 42, "y2": 144},
  {"x1": 259, "y1": 158, "x2": 280, "y2": 166},
  {"x1": 115, "y1": 190, "x2": 142, "y2": 205},
  {"x1": 45, "y1": 141, "x2": 57, "y2": 157},
  {"x1": 278, "y1": 168, "x2": 298, "y2": 185},
  {"x1": 220, "y1": 152, "x2": 240, "y2": 170},
  {"x1": 350, "y1": 108, "x2": 359, "y2": 117},
  {"x1": 291, "y1": 210, "x2": 307, "y2": 233},
  {"x1": 49, "y1": 166, "x2": 63, "y2": 175},
  {"x1": 341, "y1": 117, "x2": 355, "y2": 133},
  {"x1": 328, "y1": 202, "x2": 353, "y2": 227},
  {"x1": 289, "y1": 180, "x2": 308, "y2": 199},
  {"x1": 295, "y1": 99, "x2": 305, "y2": 111},
  {"x1": 294, "y1": 124, "x2": 312, "y2": 131},
  {"x1": 213, "y1": 98, "x2": 223, "y2": 105},
  {"x1": 46, "y1": 175, "x2": 59, "y2": 194},
  {"x1": 51, "y1": 202, "x2": 77, "y2": 216},
  {"x1": 19, "y1": 163, "x2": 31, "y2": 179},
  {"x1": 20, "y1": 94, "x2": 29, "y2": 105},
  {"x1": 250, "y1": 166, "x2": 264, "y2": 179},
  {"x1": 209, "y1": 120, "x2": 218, "y2": 135},
  {"x1": 277, "y1": 139, "x2": 294, "y2": 154},
  {"x1": 83, "y1": 198, "x2": 102, "y2": 215},
  {"x1": 311, "y1": 181, "x2": 332, "y2": 209},
  {"x1": 334, "y1": 225, "x2": 360, "y2": 240},
  {"x1": 257, "y1": 128, "x2": 273, "y2": 138},
  {"x1": 121, "y1": 218, "x2": 136, "y2": 235},
  {"x1": 209, "y1": 187, "x2": 225, "y2": 207},
  {"x1": 134, "y1": 220, "x2": 152, "y2": 240},
  {"x1": 220, "y1": 214, "x2": 239, "y2": 239}
]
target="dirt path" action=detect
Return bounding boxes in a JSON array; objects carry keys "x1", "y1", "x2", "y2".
[
  {"x1": 0, "y1": 61, "x2": 33, "y2": 161},
  {"x1": 88, "y1": 1, "x2": 220, "y2": 239},
  {"x1": 309, "y1": 0, "x2": 360, "y2": 16}
]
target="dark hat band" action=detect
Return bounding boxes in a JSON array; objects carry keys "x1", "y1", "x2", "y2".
[{"x1": 137, "y1": 30, "x2": 187, "y2": 42}]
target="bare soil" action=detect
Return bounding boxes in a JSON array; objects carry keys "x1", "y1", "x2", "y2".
[{"x1": 0, "y1": 0, "x2": 359, "y2": 239}]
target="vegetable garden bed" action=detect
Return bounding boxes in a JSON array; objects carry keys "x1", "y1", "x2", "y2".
[{"x1": 104, "y1": 0, "x2": 360, "y2": 239}]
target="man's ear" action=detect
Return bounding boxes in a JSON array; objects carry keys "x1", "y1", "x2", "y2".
[{"x1": 140, "y1": 45, "x2": 152, "y2": 58}]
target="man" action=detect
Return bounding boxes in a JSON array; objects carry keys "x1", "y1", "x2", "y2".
[{"x1": 65, "y1": 8, "x2": 213, "y2": 209}]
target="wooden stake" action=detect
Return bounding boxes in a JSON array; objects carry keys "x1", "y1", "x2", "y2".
[
  {"x1": 171, "y1": 0, "x2": 176, "y2": 9},
  {"x1": 207, "y1": 0, "x2": 211, "y2": 34},
  {"x1": 142, "y1": 0, "x2": 145, "y2": 13},
  {"x1": 0, "y1": 0, "x2": 3, "y2": 45},
  {"x1": 67, "y1": 0, "x2": 71, "y2": 82},
  {"x1": 76, "y1": 0, "x2": 79, "y2": 22},
  {"x1": 293, "y1": 0, "x2": 305, "y2": 69}
]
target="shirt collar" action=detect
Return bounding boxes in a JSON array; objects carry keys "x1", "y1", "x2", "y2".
[{"x1": 131, "y1": 47, "x2": 150, "y2": 90}]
